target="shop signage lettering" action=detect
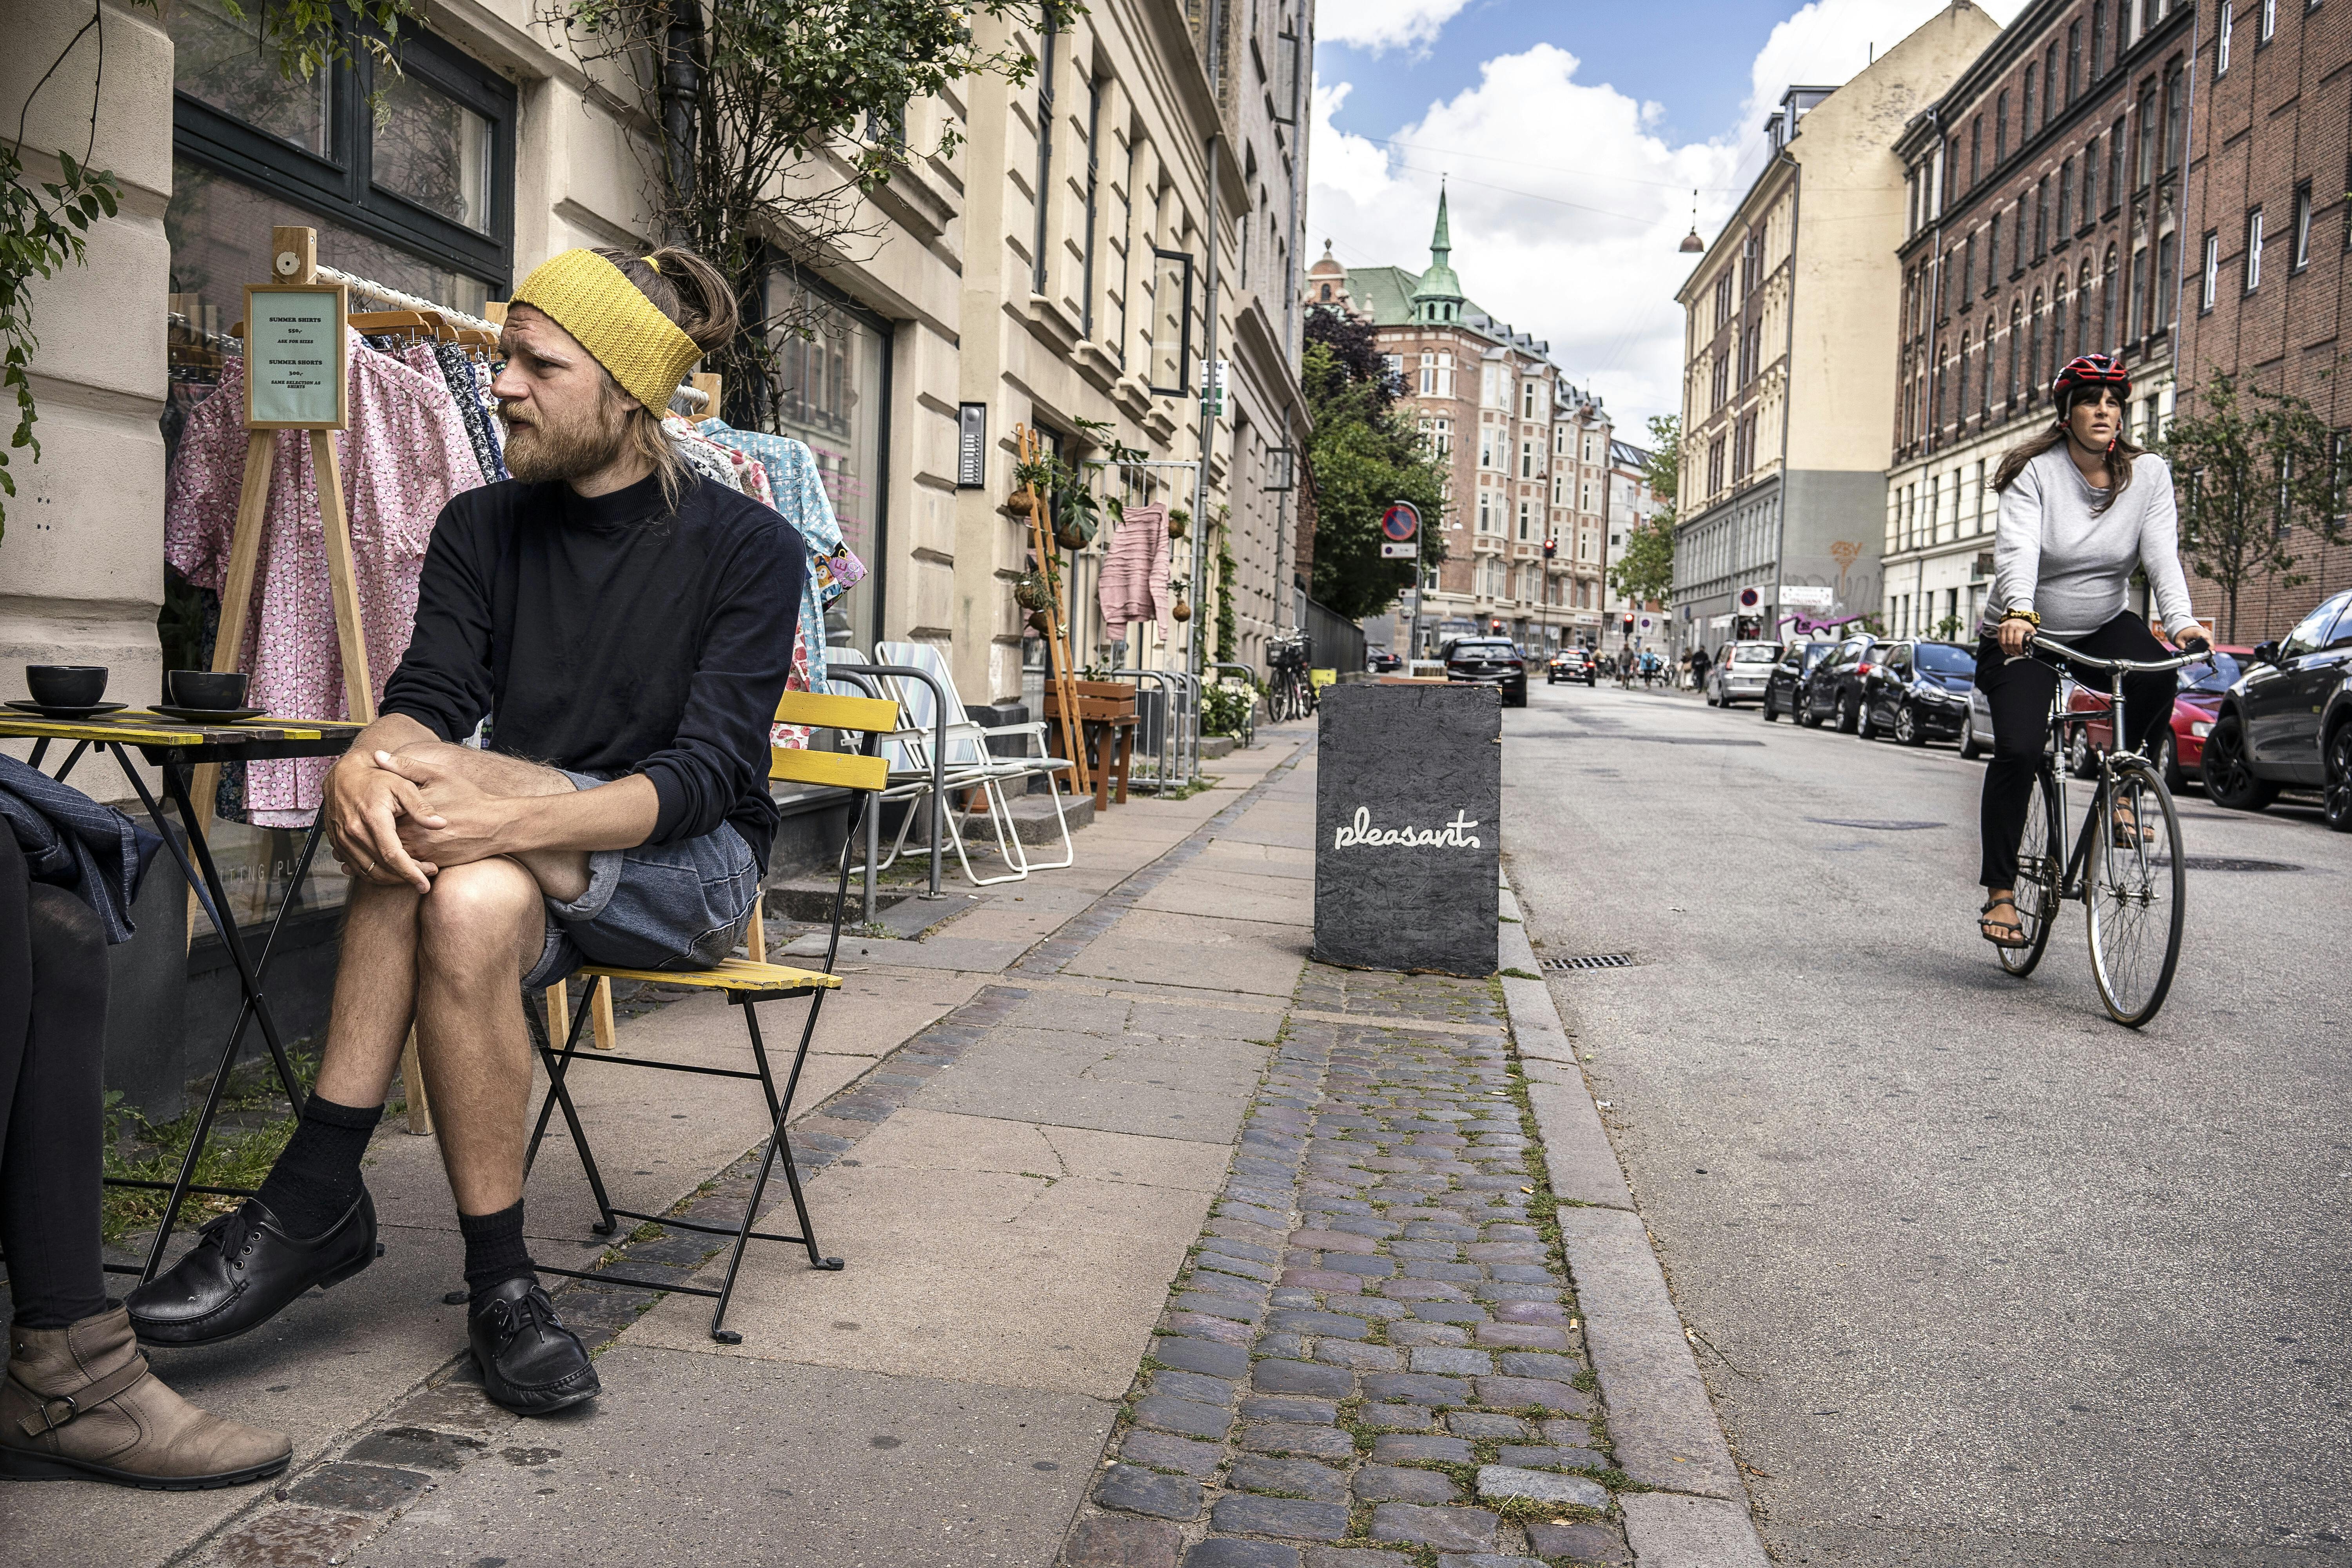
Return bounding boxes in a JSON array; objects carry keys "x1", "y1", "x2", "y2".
[
  {"x1": 1331, "y1": 805, "x2": 1482, "y2": 850},
  {"x1": 243, "y1": 282, "x2": 348, "y2": 430}
]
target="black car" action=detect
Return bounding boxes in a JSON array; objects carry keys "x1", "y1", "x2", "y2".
[
  {"x1": 1444, "y1": 637, "x2": 1528, "y2": 707},
  {"x1": 1367, "y1": 647, "x2": 1403, "y2": 673},
  {"x1": 2201, "y1": 588, "x2": 2352, "y2": 830},
  {"x1": 1795, "y1": 635, "x2": 1882, "y2": 730},
  {"x1": 1546, "y1": 648, "x2": 1596, "y2": 685},
  {"x1": 1760, "y1": 640, "x2": 1839, "y2": 721},
  {"x1": 1855, "y1": 639, "x2": 1976, "y2": 744}
]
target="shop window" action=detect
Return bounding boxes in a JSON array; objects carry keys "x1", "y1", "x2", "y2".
[{"x1": 766, "y1": 270, "x2": 894, "y2": 655}]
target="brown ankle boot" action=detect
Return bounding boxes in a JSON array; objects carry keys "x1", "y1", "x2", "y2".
[{"x1": 0, "y1": 1304, "x2": 290, "y2": 1489}]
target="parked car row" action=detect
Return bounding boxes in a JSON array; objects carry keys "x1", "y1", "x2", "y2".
[{"x1": 1744, "y1": 595, "x2": 2352, "y2": 831}]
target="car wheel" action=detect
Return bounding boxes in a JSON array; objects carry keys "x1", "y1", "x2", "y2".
[
  {"x1": 2200, "y1": 711, "x2": 2279, "y2": 811},
  {"x1": 1762, "y1": 690, "x2": 1780, "y2": 722},
  {"x1": 1837, "y1": 693, "x2": 1860, "y2": 734},
  {"x1": 1799, "y1": 694, "x2": 1823, "y2": 728},
  {"x1": 2066, "y1": 726, "x2": 2094, "y2": 777},
  {"x1": 2161, "y1": 732, "x2": 2187, "y2": 793},
  {"x1": 1958, "y1": 722, "x2": 1983, "y2": 760},
  {"x1": 1855, "y1": 697, "x2": 1876, "y2": 739},
  {"x1": 1894, "y1": 701, "x2": 1925, "y2": 746},
  {"x1": 2325, "y1": 722, "x2": 2352, "y2": 833}
]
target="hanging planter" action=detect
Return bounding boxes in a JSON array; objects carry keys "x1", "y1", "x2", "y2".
[
  {"x1": 1026, "y1": 608, "x2": 1052, "y2": 634},
  {"x1": 1007, "y1": 489, "x2": 1038, "y2": 517},
  {"x1": 1052, "y1": 487, "x2": 1102, "y2": 552},
  {"x1": 1171, "y1": 594, "x2": 1194, "y2": 623},
  {"x1": 1167, "y1": 506, "x2": 1191, "y2": 541},
  {"x1": 1013, "y1": 569, "x2": 1053, "y2": 613}
]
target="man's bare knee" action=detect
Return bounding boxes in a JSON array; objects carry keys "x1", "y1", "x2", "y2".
[{"x1": 417, "y1": 860, "x2": 542, "y2": 972}]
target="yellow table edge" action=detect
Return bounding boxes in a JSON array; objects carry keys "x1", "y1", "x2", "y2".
[
  {"x1": 576, "y1": 958, "x2": 842, "y2": 992},
  {"x1": 0, "y1": 713, "x2": 365, "y2": 744}
]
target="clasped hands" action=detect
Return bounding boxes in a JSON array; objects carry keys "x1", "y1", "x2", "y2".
[{"x1": 326, "y1": 748, "x2": 516, "y2": 893}]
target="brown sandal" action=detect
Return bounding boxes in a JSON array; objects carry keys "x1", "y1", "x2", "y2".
[{"x1": 1979, "y1": 894, "x2": 2031, "y2": 949}]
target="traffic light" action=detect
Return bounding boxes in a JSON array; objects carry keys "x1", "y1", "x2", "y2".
[{"x1": 1542, "y1": 537, "x2": 1557, "y2": 559}]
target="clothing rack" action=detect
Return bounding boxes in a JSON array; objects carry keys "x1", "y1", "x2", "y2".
[{"x1": 202, "y1": 226, "x2": 508, "y2": 1138}]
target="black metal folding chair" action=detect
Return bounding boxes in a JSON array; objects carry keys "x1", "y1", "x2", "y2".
[{"x1": 516, "y1": 689, "x2": 897, "y2": 1343}]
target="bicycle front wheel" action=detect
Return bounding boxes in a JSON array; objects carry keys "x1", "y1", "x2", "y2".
[
  {"x1": 2085, "y1": 754, "x2": 2185, "y2": 1027},
  {"x1": 2000, "y1": 763, "x2": 2063, "y2": 978}
]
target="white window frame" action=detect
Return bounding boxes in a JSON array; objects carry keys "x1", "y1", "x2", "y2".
[
  {"x1": 2216, "y1": 0, "x2": 2233, "y2": 72},
  {"x1": 2247, "y1": 207, "x2": 2265, "y2": 292},
  {"x1": 2201, "y1": 229, "x2": 2220, "y2": 309}
]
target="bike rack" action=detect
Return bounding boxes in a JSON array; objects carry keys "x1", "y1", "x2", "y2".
[{"x1": 1098, "y1": 668, "x2": 1204, "y2": 792}]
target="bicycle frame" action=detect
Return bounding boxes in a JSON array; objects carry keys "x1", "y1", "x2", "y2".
[{"x1": 2029, "y1": 632, "x2": 2210, "y2": 907}]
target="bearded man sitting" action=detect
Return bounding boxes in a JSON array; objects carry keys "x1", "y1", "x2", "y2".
[{"x1": 127, "y1": 247, "x2": 805, "y2": 1415}]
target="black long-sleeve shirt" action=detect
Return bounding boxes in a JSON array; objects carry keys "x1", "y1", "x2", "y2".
[{"x1": 381, "y1": 469, "x2": 804, "y2": 872}]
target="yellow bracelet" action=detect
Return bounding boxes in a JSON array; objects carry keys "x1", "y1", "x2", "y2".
[{"x1": 2000, "y1": 608, "x2": 2041, "y2": 627}]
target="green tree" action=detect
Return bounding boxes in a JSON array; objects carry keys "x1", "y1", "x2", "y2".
[
  {"x1": 2162, "y1": 370, "x2": 2346, "y2": 641},
  {"x1": 1301, "y1": 307, "x2": 1448, "y2": 621},
  {"x1": 543, "y1": 0, "x2": 1073, "y2": 424},
  {"x1": 1606, "y1": 413, "x2": 1678, "y2": 608}
]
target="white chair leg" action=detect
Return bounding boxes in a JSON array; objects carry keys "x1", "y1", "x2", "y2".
[
  {"x1": 940, "y1": 779, "x2": 1027, "y2": 887},
  {"x1": 1015, "y1": 769, "x2": 1076, "y2": 871}
]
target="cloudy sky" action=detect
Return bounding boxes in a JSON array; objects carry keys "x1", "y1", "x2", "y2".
[{"x1": 1308, "y1": 0, "x2": 2025, "y2": 439}]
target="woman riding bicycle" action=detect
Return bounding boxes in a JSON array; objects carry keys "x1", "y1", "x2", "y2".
[{"x1": 1977, "y1": 354, "x2": 2210, "y2": 948}]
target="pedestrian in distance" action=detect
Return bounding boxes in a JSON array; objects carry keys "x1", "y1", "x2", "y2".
[
  {"x1": 1974, "y1": 353, "x2": 2209, "y2": 948},
  {"x1": 125, "y1": 244, "x2": 804, "y2": 1417}
]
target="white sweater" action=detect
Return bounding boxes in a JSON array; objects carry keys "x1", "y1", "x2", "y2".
[{"x1": 1986, "y1": 448, "x2": 2197, "y2": 639}]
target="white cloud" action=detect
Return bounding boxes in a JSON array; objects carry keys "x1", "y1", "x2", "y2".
[
  {"x1": 1317, "y1": 0, "x2": 1475, "y2": 54},
  {"x1": 1307, "y1": 0, "x2": 2029, "y2": 433}
]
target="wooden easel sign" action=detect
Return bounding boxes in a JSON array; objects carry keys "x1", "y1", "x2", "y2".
[{"x1": 242, "y1": 282, "x2": 350, "y2": 430}]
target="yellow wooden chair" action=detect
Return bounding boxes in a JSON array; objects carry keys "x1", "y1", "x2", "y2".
[{"x1": 518, "y1": 689, "x2": 898, "y2": 1343}]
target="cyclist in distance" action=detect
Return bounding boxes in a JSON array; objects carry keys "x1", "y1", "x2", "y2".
[{"x1": 1976, "y1": 353, "x2": 2210, "y2": 948}]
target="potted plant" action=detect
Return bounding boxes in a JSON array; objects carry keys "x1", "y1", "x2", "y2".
[
  {"x1": 1053, "y1": 485, "x2": 1103, "y2": 552},
  {"x1": 1170, "y1": 579, "x2": 1193, "y2": 622},
  {"x1": 1013, "y1": 569, "x2": 1053, "y2": 612},
  {"x1": 1167, "y1": 505, "x2": 1191, "y2": 541},
  {"x1": 1009, "y1": 456, "x2": 1056, "y2": 516}
]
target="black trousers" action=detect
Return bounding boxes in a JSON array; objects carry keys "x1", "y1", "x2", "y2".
[
  {"x1": 0, "y1": 828, "x2": 111, "y2": 1329},
  {"x1": 1977, "y1": 610, "x2": 2175, "y2": 888}
]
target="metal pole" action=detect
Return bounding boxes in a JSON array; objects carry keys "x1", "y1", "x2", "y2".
[{"x1": 1188, "y1": 128, "x2": 1223, "y2": 682}]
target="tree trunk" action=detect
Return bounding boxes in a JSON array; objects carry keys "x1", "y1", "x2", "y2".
[{"x1": 661, "y1": 0, "x2": 704, "y2": 238}]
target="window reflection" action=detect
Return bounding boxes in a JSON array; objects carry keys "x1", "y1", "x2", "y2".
[
  {"x1": 766, "y1": 273, "x2": 887, "y2": 653},
  {"x1": 372, "y1": 69, "x2": 494, "y2": 232},
  {"x1": 165, "y1": 0, "x2": 332, "y2": 156}
]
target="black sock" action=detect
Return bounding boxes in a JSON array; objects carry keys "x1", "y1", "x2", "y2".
[
  {"x1": 459, "y1": 1201, "x2": 537, "y2": 1306},
  {"x1": 253, "y1": 1094, "x2": 381, "y2": 1237}
]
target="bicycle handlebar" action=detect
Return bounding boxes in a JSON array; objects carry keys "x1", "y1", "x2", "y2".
[{"x1": 2028, "y1": 631, "x2": 2212, "y2": 675}]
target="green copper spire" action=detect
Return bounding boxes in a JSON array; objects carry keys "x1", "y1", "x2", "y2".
[{"x1": 1413, "y1": 184, "x2": 1464, "y2": 323}]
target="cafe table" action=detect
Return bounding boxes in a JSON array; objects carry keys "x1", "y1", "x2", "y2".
[{"x1": 0, "y1": 709, "x2": 365, "y2": 1280}]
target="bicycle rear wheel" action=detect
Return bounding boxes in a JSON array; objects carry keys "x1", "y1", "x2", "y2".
[
  {"x1": 2085, "y1": 754, "x2": 2185, "y2": 1027},
  {"x1": 2000, "y1": 764, "x2": 2063, "y2": 978}
]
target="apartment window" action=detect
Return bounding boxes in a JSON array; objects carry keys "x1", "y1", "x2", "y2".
[
  {"x1": 1431, "y1": 416, "x2": 1451, "y2": 458},
  {"x1": 2006, "y1": 297, "x2": 2022, "y2": 405},
  {"x1": 1970, "y1": 116, "x2": 1984, "y2": 185},
  {"x1": 2154, "y1": 230, "x2": 2176, "y2": 330},
  {"x1": 1714, "y1": 273, "x2": 1733, "y2": 326},
  {"x1": 1521, "y1": 379, "x2": 1537, "y2": 419},
  {"x1": 1078, "y1": 73, "x2": 1102, "y2": 334},
  {"x1": 2067, "y1": 20, "x2": 2083, "y2": 100},
  {"x1": 2043, "y1": 44, "x2": 2059, "y2": 126},
  {"x1": 1711, "y1": 351, "x2": 1729, "y2": 410},
  {"x1": 1980, "y1": 329, "x2": 1993, "y2": 418},
  {"x1": 1707, "y1": 438, "x2": 1725, "y2": 494},
  {"x1": 2102, "y1": 243, "x2": 2119, "y2": 345},
  {"x1": 1031, "y1": 11, "x2": 1058, "y2": 295},
  {"x1": 1955, "y1": 328, "x2": 1970, "y2": 421},
  {"x1": 2028, "y1": 290, "x2": 2045, "y2": 401},
  {"x1": 1996, "y1": 90, "x2": 2010, "y2": 163},
  {"x1": 2107, "y1": 118, "x2": 2127, "y2": 207},
  {"x1": 1740, "y1": 319, "x2": 1762, "y2": 383},
  {"x1": 2164, "y1": 62, "x2": 2187, "y2": 175},
  {"x1": 2036, "y1": 176, "x2": 2050, "y2": 258},
  {"x1": 2082, "y1": 138, "x2": 2099, "y2": 223},
  {"x1": 1988, "y1": 211, "x2": 2003, "y2": 289},
  {"x1": 1477, "y1": 490, "x2": 1494, "y2": 532},
  {"x1": 2024, "y1": 67, "x2": 2038, "y2": 136},
  {"x1": 2093, "y1": 0, "x2": 2109, "y2": 77},
  {"x1": 1479, "y1": 429, "x2": 1496, "y2": 469},
  {"x1": 2261, "y1": 0, "x2": 2278, "y2": 40},
  {"x1": 2246, "y1": 207, "x2": 2265, "y2": 290},
  {"x1": 2052, "y1": 280, "x2": 2068, "y2": 380},
  {"x1": 2077, "y1": 259, "x2": 2095, "y2": 352},
  {"x1": 2216, "y1": 0, "x2": 2234, "y2": 73},
  {"x1": 2136, "y1": 84, "x2": 2158, "y2": 187},
  {"x1": 2129, "y1": 243, "x2": 2147, "y2": 335},
  {"x1": 2058, "y1": 158, "x2": 2074, "y2": 238},
  {"x1": 1963, "y1": 229, "x2": 1977, "y2": 299},
  {"x1": 1520, "y1": 439, "x2": 1536, "y2": 479},
  {"x1": 2294, "y1": 180, "x2": 2314, "y2": 270},
  {"x1": 1517, "y1": 499, "x2": 1533, "y2": 541}
]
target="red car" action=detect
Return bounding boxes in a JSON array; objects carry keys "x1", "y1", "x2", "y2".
[{"x1": 2063, "y1": 644, "x2": 2252, "y2": 788}]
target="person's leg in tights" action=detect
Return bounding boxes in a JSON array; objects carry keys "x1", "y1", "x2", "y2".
[
  {"x1": 0, "y1": 828, "x2": 290, "y2": 1485},
  {"x1": 1977, "y1": 632, "x2": 2061, "y2": 897}
]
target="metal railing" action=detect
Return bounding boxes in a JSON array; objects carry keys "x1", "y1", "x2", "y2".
[{"x1": 1098, "y1": 668, "x2": 1203, "y2": 792}]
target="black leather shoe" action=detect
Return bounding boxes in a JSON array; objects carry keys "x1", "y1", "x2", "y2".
[
  {"x1": 468, "y1": 1279, "x2": 599, "y2": 1416},
  {"x1": 126, "y1": 1193, "x2": 380, "y2": 1348}
]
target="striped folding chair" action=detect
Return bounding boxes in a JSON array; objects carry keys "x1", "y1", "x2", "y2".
[{"x1": 517, "y1": 688, "x2": 898, "y2": 1343}]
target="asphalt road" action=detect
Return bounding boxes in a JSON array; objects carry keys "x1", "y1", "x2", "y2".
[{"x1": 1501, "y1": 675, "x2": 2351, "y2": 1566}]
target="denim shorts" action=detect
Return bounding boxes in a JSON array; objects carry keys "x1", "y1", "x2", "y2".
[{"x1": 521, "y1": 769, "x2": 761, "y2": 991}]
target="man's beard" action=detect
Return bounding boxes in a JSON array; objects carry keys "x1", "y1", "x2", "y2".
[{"x1": 499, "y1": 397, "x2": 628, "y2": 484}]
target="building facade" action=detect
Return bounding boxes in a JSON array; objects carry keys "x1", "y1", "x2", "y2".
[
  {"x1": 1602, "y1": 437, "x2": 1664, "y2": 653},
  {"x1": 1303, "y1": 200, "x2": 1611, "y2": 655},
  {"x1": 1884, "y1": 0, "x2": 2197, "y2": 643},
  {"x1": 2172, "y1": 0, "x2": 2352, "y2": 642},
  {"x1": 1675, "y1": 6, "x2": 2001, "y2": 657}
]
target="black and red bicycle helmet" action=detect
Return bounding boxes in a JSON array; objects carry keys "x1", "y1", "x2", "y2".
[{"x1": 2051, "y1": 352, "x2": 2131, "y2": 416}]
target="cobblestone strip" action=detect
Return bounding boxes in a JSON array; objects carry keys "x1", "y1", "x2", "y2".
[{"x1": 1059, "y1": 965, "x2": 1634, "y2": 1568}]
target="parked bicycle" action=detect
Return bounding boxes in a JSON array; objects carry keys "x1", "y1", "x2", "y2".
[
  {"x1": 1267, "y1": 633, "x2": 1317, "y2": 723},
  {"x1": 1999, "y1": 631, "x2": 2210, "y2": 1027}
]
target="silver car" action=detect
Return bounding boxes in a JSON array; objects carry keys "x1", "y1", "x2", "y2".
[{"x1": 1706, "y1": 641, "x2": 1782, "y2": 707}]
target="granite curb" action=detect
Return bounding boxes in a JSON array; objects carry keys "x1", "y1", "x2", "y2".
[{"x1": 1493, "y1": 876, "x2": 1770, "y2": 1568}]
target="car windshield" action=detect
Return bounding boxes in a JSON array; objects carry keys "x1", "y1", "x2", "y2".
[
  {"x1": 1732, "y1": 645, "x2": 1777, "y2": 663},
  {"x1": 1915, "y1": 643, "x2": 1976, "y2": 675},
  {"x1": 1801, "y1": 642, "x2": 1835, "y2": 668},
  {"x1": 1452, "y1": 642, "x2": 1517, "y2": 657},
  {"x1": 2181, "y1": 653, "x2": 2243, "y2": 693}
]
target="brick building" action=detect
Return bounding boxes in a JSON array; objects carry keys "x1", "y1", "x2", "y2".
[
  {"x1": 1303, "y1": 198, "x2": 1611, "y2": 655},
  {"x1": 1886, "y1": 0, "x2": 2198, "y2": 642},
  {"x1": 2173, "y1": 0, "x2": 2352, "y2": 641}
]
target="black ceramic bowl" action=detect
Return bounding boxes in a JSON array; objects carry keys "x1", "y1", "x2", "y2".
[
  {"x1": 25, "y1": 665, "x2": 107, "y2": 708},
  {"x1": 165, "y1": 670, "x2": 250, "y2": 711}
]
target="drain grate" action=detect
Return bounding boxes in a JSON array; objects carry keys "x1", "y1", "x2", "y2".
[{"x1": 1541, "y1": 953, "x2": 1636, "y2": 971}]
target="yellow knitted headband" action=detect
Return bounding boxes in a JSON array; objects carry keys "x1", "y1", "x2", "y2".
[{"x1": 508, "y1": 249, "x2": 700, "y2": 415}]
